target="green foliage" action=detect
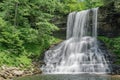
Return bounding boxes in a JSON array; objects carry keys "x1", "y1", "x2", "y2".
[
  {"x1": 59, "y1": 0, "x2": 104, "y2": 14},
  {"x1": 99, "y1": 36, "x2": 120, "y2": 65},
  {"x1": 84, "y1": 0, "x2": 103, "y2": 9},
  {"x1": 98, "y1": 36, "x2": 120, "y2": 55},
  {"x1": 16, "y1": 55, "x2": 32, "y2": 67},
  {"x1": 102, "y1": 0, "x2": 114, "y2": 5},
  {"x1": 0, "y1": 0, "x2": 61, "y2": 68},
  {"x1": 61, "y1": 0, "x2": 85, "y2": 13}
]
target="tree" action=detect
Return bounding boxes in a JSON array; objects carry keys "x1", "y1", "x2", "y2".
[{"x1": 0, "y1": 0, "x2": 61, "y2": 67}]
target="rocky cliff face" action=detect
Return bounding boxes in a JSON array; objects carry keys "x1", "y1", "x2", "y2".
[{"x1": 98, "y1": 0, "x2": 120, "y2": 37}]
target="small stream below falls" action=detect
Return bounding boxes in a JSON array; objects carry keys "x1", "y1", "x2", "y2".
[{"x1": 14, "y1": 74, "x2": 120, "y2": 80}]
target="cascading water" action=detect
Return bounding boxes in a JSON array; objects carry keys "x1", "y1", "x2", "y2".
[{"x1": 41, "y1": 8, "x2": 111, "y2": 74}]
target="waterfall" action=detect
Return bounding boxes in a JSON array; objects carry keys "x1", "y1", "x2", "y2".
[{"x1": 41, "y1": 8, "x2": 111, "y2": 74}]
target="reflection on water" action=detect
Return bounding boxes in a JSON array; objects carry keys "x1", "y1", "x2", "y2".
[{"x1": 14, "y1": 74, "x2": 120, "y2": 80}]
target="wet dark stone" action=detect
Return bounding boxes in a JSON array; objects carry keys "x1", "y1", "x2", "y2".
[{"x1": 98, "y1": 1, "x2": 120, "y2": 37}]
